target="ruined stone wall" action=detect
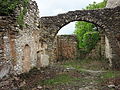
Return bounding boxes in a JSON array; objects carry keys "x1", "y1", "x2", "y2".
[
  {"x1": 105, "y1": 0, "x2": 120, "y2": 67},
  {"x1": 0, "y1": 16, "x2": 17, "y2": 79},
  {"x1": 106, "y1": 0, "x2": 120, "y2": 8},
  {"x1": 14, "y1": 0, "x2": 40, "y2": 73},
  {"x1": 54, "y1": 34, "x2": 105, "y2": 61},
  {"x1": 54, "y1": 35, "x2": 77, "y2": 61},
  {"x1": 14, "y1": 0, "x2": 49, "y2": 73},
  {"x1": 0, "y1": 0, "x2": 49, "y2": 78}
]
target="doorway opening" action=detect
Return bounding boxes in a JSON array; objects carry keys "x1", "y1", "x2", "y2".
[{"x1": 23, "y1": 44, "x2": 31, "y2": 72}]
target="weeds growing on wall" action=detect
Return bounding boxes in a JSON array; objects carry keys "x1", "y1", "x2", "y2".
[{"x1": 17, "y1": 0, "x2": 29, "y2": 29}]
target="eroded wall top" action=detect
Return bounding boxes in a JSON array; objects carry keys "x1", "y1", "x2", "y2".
[{"x1": 106, "y1": 0, "x2": 120, "y2": 8}]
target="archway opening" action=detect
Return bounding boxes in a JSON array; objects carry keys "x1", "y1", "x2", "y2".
[
  {"x1": 23, "y1": 44, "x2": 31, "y2": 72},
  {"x1": 54, "y1": 20, "x2": 109, "y2": 70}
]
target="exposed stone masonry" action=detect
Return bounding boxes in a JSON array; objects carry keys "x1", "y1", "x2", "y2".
[
  {"x1": 0, "y1": 0, "x2": 49, "y2": 79},
  {"x1": 54, "y1": 35, "x2": 77, "y2": 61},
  {"x1": 0, "y1": 34, "x2": 4, "y2": 61},
  {"x1": 40, "y1": 6, "x2": 120, "y2": 70},
  {"x1": 0, "y1": 16, "x2": 17, "y2": 79},
  {"x1": 106, "y1": 0, "x2": 120, "y2": 8}
]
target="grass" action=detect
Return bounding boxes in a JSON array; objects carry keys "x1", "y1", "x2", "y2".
[
  {"x1": 101, "y1": 71, "x2": 120, "y2": 79},
  {"x1": 20, "y1": 59, "x2": 120, "y2": 89},
  {"x1": 38, "y1": 73, "x2": 94, "y2": 86},
  {"x1": 39, "y1": 74, "x2": 76, "y2": 86},
  {"x1": 59, "y1": 59, "x2": 120, "y2": 84},
  {"x1": 49, "y1": 60, "x2": 120, "y2": 86},
  {"x1": 61, "y1": 59, "x2": 108, "y2": 71},
  {"x1": 94, "y1": 71, "x2": 120, "y2": 84}
]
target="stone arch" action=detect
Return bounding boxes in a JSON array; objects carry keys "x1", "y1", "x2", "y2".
[
  {"x1": 23, "y1": 44, "x2": 31, "y2": 72},
  {"x1": 56, "y1": 21, "x2": 101, "y2": 36},
  {"x1": 40, "y1": 8, "x2": 113, "y2": 40},
  {"x1": 40, "y1": 7, "x2": 120, "y2": 69}
]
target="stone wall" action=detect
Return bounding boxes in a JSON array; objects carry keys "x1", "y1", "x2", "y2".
[
  {"x1": 54, "y1": 35, "x2": 77, "y2": 61},
  {"x1": 40, "y1": 6, "x2": 120, "y2": 70},
  {"x1": 53, "y1": 34, "x2": 106, "y2": 61},
  {"x1": 106, "y1": 0, "x2": 120, "y2": 8},
  {"x1": 14, "y1": 0, "x2": 40, "y2": 73},
  {"x1": 105, "y1": 0, "x2": 120, "y2": 68},
  {"x1": 14, "y1": 0, "x2": 49, "y2": 74},
  {"x1": 0, "y1": 16, "x2": 17, "y2": 79},
  {"x1": 0, "y1": 0, "x2": 49, "y2": 78}
]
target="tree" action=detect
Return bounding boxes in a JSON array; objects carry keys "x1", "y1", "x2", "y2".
[
  {"x1": 74, "y1": 0, "x2": 107, "y2": 52},
  {"x1": 0, "y1": 0, "x2": 29, "y2": 16},
  {"x1": 0, "y1": 0, "x2": 29, "y2": 28}
]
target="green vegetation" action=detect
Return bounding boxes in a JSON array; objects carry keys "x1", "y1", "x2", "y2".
[
  {"x1": 0, "y1": 0, "x2": 29, "y2": 28},
  {"x1": 38, "y1": 73, "x2": 93, "y2": 86},
  {"x1": 82, "y1": 31, "x2": 100, "y2": 51},
  {"x1": 86, "y1": 0, "x2": 107, "y2": 10},
  {"x1": 19, "y1": 59, "x2": 120, "y2": 89},
  {"x1": 0, "y1": 0, "x2": 29, "y2": 15},
  {"x1": 96, "y1": 71, "x2": 120, "y2": 83},
  {"x1": 0, "y1": 0, "x2": 18, "y2": 15},
  {"x1": 39, "y1": 74, "x2": 76, "y2": 86},
  {"x1": 61, "y1": 59, "x2": 108, "y2": 71},
  {"x1": 101, "y1": 71, "x2": 120, "y2": 79},
  {"x1": 60, "y1": 60, "x2": 120, "y2": 84},
  {"x1": 17, "y1": 0, "x2": 29, "y2": 29},
  {"x1": 74, "y1": 0, "x2": 107, "y2": 52}
]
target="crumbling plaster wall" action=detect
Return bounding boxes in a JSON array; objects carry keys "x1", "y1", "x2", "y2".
[
  {"x1": 0, "y1": 0, "x2": 49, "y2": 77},
  {"x1": 14, "y1": 0, "x2": 49, "y2": 73},
  {"x1": 14, "y1": 1, "x2": 40, "y2": 73}
]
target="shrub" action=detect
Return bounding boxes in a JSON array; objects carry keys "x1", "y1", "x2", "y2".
[
  {"x1": 0, "y1": 0, "x2": 29, "y2": 28},
  {"x1": 82, "y1": 31, "x2": 100, "y2": 52},
  {"x1": 74, "y1": 0, "x2": 107, "y2": 52}
]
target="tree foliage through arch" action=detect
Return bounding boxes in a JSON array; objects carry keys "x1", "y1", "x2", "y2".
[{"x1": 74, "y1": 0, "x2": 107, "y2": 52}]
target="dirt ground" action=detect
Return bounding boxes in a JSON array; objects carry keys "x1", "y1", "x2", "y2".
[{"x1": 0, "y1": 60, "x2": 120, "y2": 90}]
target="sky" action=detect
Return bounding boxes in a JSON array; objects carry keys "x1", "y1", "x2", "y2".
[{"x1": 34, "y1": 0, "x2": 104, "y2": 35}]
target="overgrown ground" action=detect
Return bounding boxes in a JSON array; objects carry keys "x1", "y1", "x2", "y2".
[
  {"x1": 1, "y1": 59, "x2": 120, "y2": 90},
  {"x1": 18, "y1": 59, "x2": 120, "y2": 90}
]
